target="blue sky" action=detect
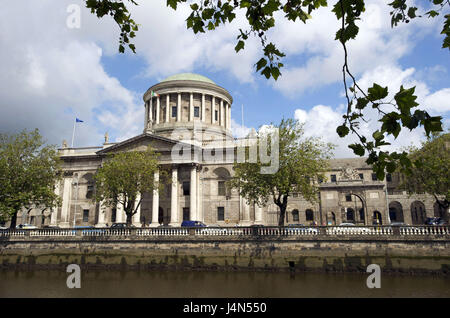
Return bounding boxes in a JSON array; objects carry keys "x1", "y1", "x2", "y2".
[{"x1": 0, "y1": 0, "x2": 448, "y2": 157}]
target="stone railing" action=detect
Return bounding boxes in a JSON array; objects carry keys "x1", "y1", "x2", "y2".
[{"x1": 1, "y1": 225, "x2": 449, "y2": 238}]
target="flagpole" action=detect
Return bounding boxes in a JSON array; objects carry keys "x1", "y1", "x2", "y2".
[{"x1": 71, "y1": 118, "x2": 76, "y2": 148}]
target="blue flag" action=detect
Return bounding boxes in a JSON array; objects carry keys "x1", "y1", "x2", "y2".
[{"x1": 76, "y1": 118, "x2": 84, "y2": 123}]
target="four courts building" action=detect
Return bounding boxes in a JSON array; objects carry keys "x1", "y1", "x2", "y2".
[{"x1": 25, "y1": 73, "x2": 446, "y2": 228}]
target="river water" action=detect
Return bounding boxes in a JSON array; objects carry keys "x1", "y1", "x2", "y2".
[{"x1": 0, "y1": 270, "x2": 449, "y2": 298}]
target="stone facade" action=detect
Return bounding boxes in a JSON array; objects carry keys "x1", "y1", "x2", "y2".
[{"x1": 15, "y1": 73, "x2": 447, "y2": 228}]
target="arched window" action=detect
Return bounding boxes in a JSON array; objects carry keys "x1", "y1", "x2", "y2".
[
  {"x1": 373, "y1": 211, "x2": 382, "y2": 225},
  {"x1": 346, "y1": 208, "x2": 355, "y2": 222}
]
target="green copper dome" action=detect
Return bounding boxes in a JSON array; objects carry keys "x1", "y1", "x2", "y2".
[{"x1": 161, "y1": 73, "x2": 216, "y2": 85}]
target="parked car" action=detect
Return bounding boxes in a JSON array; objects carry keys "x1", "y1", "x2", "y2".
[
  {"x1": 181, "y1": 220, "x2": 207, "y2": 227},
  {"x1": 0, "y1": 226, "x2": 8, "y2": 230},
  {"x1": 328, "y1": 223, "x2": 371, "y2": 235},
  {"x1": 110, "y1": 223, "x2": 135, "y2": 229},
  {"x1": 16, "y1": 224, "x2": 38, "y2": 229},
  {"x1": 41, "y1": 225, "x2": 60, "y2": 229},
  {"x1": 286, "y1": 223, "x2": 318, "y2": 235},
  {"x1": 425, "y1": 217, "x2": 440, "y2": 225}
]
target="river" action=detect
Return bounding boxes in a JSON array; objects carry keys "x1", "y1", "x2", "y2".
[{"x1": 0, "y1": 270, "x2": 449, "y2": 298}]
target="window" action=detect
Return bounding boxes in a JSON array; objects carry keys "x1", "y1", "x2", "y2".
[
  {"x1": 359, "y1": 208, "x2": 365, "y2": 220},
  {"x1": 347, "y1": 208, "x2": 355, "y2": 221},
  {"x1": 217, "y1": 207, "x2": 225, "y2": 221},
  {"x1": 318, "y1": 176, "x2": 323, "y2": 183},
  {"x1": 305, "y1": 209, "x2": 314, "y2": 221},
  {"x1": 371, "y1": 173, "x2": 377, "y2": 181},
  {"x1": 215, "y1": 110, "x2": 218, "y2": 121},
  {"x1": 172, "y1": 106, "x2": 177, "y2": 117},
  {"x1": 359, "y1": 173, "x2": 364, "y2": 180},
  {"x1": 183, "y1": 208, "x2": 190, "y2": 221},
  {"x1": 194, "y1": 106, "x2": 200, "y2": 118},
  {"x1": 345, "y1": 194, "x2": 352, "y2": 202},
  {"x1": 386, "y1": 173, "x2": 392, "y2": 182},
  {"x1": 30, "y1": 216, "x2": 35, "y2": 224},
  {"x1": 330, "y1": 174, "x2": 337, "y2": 182},
  {"x1": 218, "y1": 181, "x2": 226, "y2": 196},
  {"x1": 292, "y1": 209, "x2": 299, "y2": 222},
  {"x1": 183, "y1": 181, "x2": 190, "y2": 196},
  {"x1": 83, "y1": 209, "x2": 89, "y2": 222},
  {"x1": 111, "y1": 208, "x2": 117, "y2": 223}
]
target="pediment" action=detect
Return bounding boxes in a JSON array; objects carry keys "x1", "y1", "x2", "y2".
[{"x1": 96, "y1": 133, "x2": 187, "y2": 155}]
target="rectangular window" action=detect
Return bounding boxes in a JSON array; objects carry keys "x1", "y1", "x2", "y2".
[
  {"x1": 183, "y1": 208, "x2": 190, "y2": 221},
  {"x1": 330, "y1": 174, "x2": 336, "y2": 182},
  {"x1": 345, "y1": 194, "x2": 352, "y2": 202},
  {"x1": 386, "y1": 173, "x2": 392, "y2": 182},
  {"x1": 359, "y1": 173, "x2": 364, "y2": 180},
  {"x1": 30, "y1": 216, "x2": 35, "y2": 224},
  {"x1": 172, "y1": 106, "x2": 177, "y2": 117},
  {"x1": 218, "y1": 181, "x2": 226, "y2": 196},
  {"x1": 194, "y1": 106, "x2": 200, "y2": 118},
  {"x1": 111, "y1": 208, "x2": 116, "y2": 223},
  {"x1": 83, "y1": 209, "x2": 89, "y2": 222},
  {"x1": 215, "y1": 110, "x2": 218, "y2": 121},
  {"x1": 371, "y1": 173, "x2": 377, "y2": 181},
  {"x1": 217, "y1": 207, "x2": 225, "y2": 221},
  {"x1": 183, "y1": 181, "x2": 190, "y2": 196}
]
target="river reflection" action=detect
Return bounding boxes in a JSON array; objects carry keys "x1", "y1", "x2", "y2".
[{"x1": 0, "y1": 270, "x2": 449, "y2": 298}]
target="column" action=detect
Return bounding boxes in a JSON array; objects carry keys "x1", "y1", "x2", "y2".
[
  {"x1": 177, "y1": 93, "x2": 181, "y2": 122},
  {"x1": 59, "y1": 177, "x2": 72, "y2": 228},
  {"x1": 255, "y1": 204, "x2": 263, "y2": 224},
  {"x1": 156, "y1": 96, "x2": 160, "y2": 124},
  {"x1": 132, "y1": 192, "x2": 142, "y2": 227},
  {"x1": 116, "y1": 196, "x2": 125, "y2": 223},
  {"x1": 201, "y1": 94, "x2": 205, "y2": 122},
  {"x1": 50, "y1": 181, "x2": 60, "y2": 226},
  {"x1": 227, "y1": 104, "x2": 231, "y2": 129},
  {"x1": 149, "y1": 99, "x2": 153, "y2": 122},
  {"x1": 150, "y1": 170, "x2": 160, "y2": 227},
  {"x1": 189, "y1": 93, "x2": 193, "y2": 121},
  {"x1": 225, "y1": 102, "x2": 229, "y2": 129},
  {"x1": 220, "y1": 99, "x2": 224, "y2": 127},
  {"x1": 239, "y1": 196, "x2": 252, "y2": 226},
  {"x1": 165, "y1": 94, "x2": 170, "y2": 123},
  {"x1": 144, "y1": 101, "x2": 149, "y2": 130},
  {"x1": 190, "y1": 165, "x2": 197, "y2": 221},
  {"x1": 95, "y1": 200, "x2": 107, "y2": 228},
  {"x1": 211, "y1": 96, "x2": 215, "y2": 123},
  {"x1": 169, "y1": 167, "x2": 179, "y2": 226}
]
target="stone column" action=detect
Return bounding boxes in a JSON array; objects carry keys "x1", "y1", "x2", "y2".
[
  {"x1": 150, "y1": 170, "x2": 160, "y2": 227},
  {"x1": 169, "y1": 167, "x2": 179, "y2": 226},
  {"x1": 177, "y1": 93, "x2": 181, "y2": 122},
  {"x1": 156, "y1": 96, "x2": 160, "y2": 124},
  {"x1": 189, "y1": 92, "x2": 193, "y2": 121},
  {"x1": 166, "y1": 94, "x2": 170, "y2": 123},
  {"x1": 220, "y1": 99, "x2": 224, "y2": 127},
  {"x1": 50, "y1": 181, "x2": 60, "y2": 226},
  {"x1": 240, "y1": 196, "x2": 252, "y2": 226},
  {"x1": 255, "y1": 204, "x2": 263, "y2": 224},
  {"x1": 144, "y1": 101, "x2": 149, "y2": 130},
  {"x1": 211, "y1": 96, "x2": 215, "y2": 124},
  {"x1": 59, "y1": 176, "x2": 72, "y2": 228},
  {"x1": 132, "y1": 193, "x2": 142, "y2": 227},
  {"x1": 190, "y1": 165, "x2": 197, "y2": 221},
  {"x1": 225, "y1": 102, "x2": 229, "y2": 129},
  {"x1": 149, "y1": 99, "x2": 153, "y2": 123},
  {"x1": 227, "y1": 104, "x2": 231, "y2": 130},
  {"x1": 116, "y1": 196, "x2": 125, "y2": 223},
  {"x1": 201, "y1": 94, "x2": 205, "y2": 122},
  {"x1": 95, "y1": 200, "x2": 107, "y2": 228}
]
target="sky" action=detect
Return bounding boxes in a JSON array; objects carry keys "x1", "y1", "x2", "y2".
[{"x1": 0, "y1": 0, "x2": 448, "y2": 158}]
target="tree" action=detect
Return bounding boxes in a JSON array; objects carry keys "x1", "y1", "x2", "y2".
[
  {"x1": 0, "y1": 129, "x2": 61, "y2": 229},
  {"x1": 399, "y1": 132, "x2": 450, "y2": 219},
  {"x1": 229, "y1": 118, "x2": 334, "y2": 226},
  {"x1": 94, "y1": 149, "x2": 160, "y2": 226},
  {"x1": 84, "y1": 0, "x2": 447, "y2": 180}
]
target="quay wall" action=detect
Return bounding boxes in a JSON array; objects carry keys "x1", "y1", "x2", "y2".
[{"x1": 1, "y1": 235, "x2": 449, "y2": 275}]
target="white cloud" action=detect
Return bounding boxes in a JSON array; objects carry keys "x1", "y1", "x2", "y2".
[{"x1": 294, "y1": 64, "x2": 450, "y2": 158}]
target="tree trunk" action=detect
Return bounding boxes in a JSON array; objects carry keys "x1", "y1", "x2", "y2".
[
  {"x1": 278, "y1": 205, "x2": 286, "y2": 226},
  {"x1": 10, "y1": 212, "x2": 17, "y2": 229},
  {"x1": 126, "y1": 213, "x2": 133, "y2": 226}
]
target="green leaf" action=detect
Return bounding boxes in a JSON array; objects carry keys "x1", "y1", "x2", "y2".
[
  {"x1": 235, "y1": 40, "x2": 245, "y2": 52},
  {"x1": 367, "y1": 83, "x2": 388, "y2": 101},
  {"x1": 336, "y1": 125, "x2": 350, "y2": 137}
]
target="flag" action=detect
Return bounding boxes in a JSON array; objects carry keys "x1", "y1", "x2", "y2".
[
  {"x1": 151, "y1": 91, "x2": 159, "y2": 97},
  {"x1": 76, "y1": 118, "x2": 84, "y2": 123}
]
